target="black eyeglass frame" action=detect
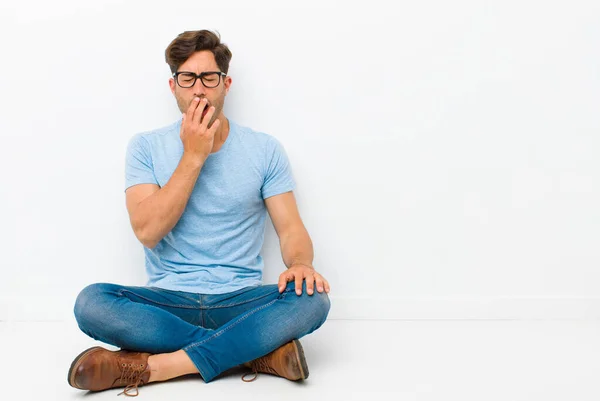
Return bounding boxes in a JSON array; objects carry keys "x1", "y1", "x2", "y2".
[{"x1": 173, "y1": 71, "x2": 227, "y2": 88}]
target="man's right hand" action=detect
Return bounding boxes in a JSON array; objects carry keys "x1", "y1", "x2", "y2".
[{"x1": 180, "y1": 97, "x2": 220, "y2": 162}]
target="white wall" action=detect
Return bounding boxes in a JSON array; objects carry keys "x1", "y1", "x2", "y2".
[{"x1": 1, "y1": 0, "x2": 598, "y2": 321}]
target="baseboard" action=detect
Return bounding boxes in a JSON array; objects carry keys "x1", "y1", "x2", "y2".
[
  {"x1": 327, "y1": 296, "x2": 600, "y2": 320},
  {"x1": 2, "y1": 296, "x2": 600, "y2": 322}
]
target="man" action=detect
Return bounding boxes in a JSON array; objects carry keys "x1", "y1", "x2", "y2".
[{"x1": 68, "y1": 30, "x2": 331, "y2": 397}]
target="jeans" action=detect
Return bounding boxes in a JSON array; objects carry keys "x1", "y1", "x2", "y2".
[{"x1": 73, "y1": 281, "x2": 330, "y2": 382}]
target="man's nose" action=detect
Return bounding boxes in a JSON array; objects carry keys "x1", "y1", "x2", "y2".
[{"x1": 192, "y1": 78, "x2": 207, "y2": 97}]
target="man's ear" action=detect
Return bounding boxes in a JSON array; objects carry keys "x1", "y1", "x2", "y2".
[
  {"x1": 224, "y1": 76, "x2": 232, "y2": 95},
  {"x1": 169, "y1": 77, "x2": 176, "y2": 95}
]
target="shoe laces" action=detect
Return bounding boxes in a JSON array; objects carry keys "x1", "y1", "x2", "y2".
[
  {"x1": 241, "y1": 358, "x2": 277, "y2": 382},
  {"x1": 116, "y1": 361, "x2": 147, "y2": 397}
]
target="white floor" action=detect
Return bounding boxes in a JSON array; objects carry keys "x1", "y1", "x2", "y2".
[{"x1": 1, "y1": 319, "x2": 600, "y2": 401}]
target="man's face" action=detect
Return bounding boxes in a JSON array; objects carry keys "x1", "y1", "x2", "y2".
[{"x1": 169, "y1": 50, "x2": 231, "y2": 126}]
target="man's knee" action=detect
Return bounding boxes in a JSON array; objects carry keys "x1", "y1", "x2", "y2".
[
  {"x1": 311, "y1": 290, "x2": 331, "y2": 326},
  {"x1": 294, "y1": 284, "x2": 331, "y2": 329},
  {"x1": 73, "y1": 283, "x2": 113, "y2": 326}
]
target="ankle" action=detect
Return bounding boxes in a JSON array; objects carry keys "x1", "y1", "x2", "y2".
[
  {"x1": 147, "y1": 356, "x2": 161, "y2": 383},
  {"x1": 146, "y1": 350, "x2": 199, "y2": 383}
]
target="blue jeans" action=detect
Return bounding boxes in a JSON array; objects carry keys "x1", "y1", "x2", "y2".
[{"x1": 73, "y1": 281, "x2": 330, "y2": 382}]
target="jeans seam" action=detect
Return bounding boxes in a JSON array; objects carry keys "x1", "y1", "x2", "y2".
[
  {"x1": 120, "y1": 289, "x2": 201, "y2": 309},
  {"x1": 147, "y1": 286, "x2": 200, "y2": 303},
  {"x1": 203, "y1": 290, "x2": 280, "y2": 309},
  {"x1": 185, "y1": 293, "x2": 284, "y2": 350},
  {"x1": 119, "y1": 287, "x2": 288, "y2": 310},
  {"x1": 200, "y1": 294, "x2": 205, "y2": 327}
]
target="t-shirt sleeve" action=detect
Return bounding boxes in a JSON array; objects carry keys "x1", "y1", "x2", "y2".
[
  {"x1": 261, "y1": 138, "x2": 296, "y2": 199},
  {"x1": 125, "y1": 134, "x2": 159, "y2": 191}
]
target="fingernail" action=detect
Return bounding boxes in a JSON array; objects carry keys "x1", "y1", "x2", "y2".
[
  {"x1": 318, "y1": 287, "x2": 323, "y2": 292},
  {"x1": 195, "y1": 97, "x2": 200, "y2": 101}
]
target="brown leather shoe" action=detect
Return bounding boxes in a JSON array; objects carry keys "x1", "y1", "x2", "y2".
[
  {"x1": 242, "y1": 339, "x2": 309, "y2": 382},
  {"x1": 68, "y1": 346, "x2": 151, "y2": 396}
]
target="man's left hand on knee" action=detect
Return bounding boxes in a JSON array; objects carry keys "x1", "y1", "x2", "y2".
[{"x1": 278, "y1": 264, "x2": 331, "y2": 296}]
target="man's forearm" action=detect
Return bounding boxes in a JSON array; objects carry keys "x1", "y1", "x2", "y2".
[
  {"x1": 280, "y1": 229, "x2": 314, "y2": 269},
  {"x1": 131, "y1": 154, "x2": 205, "y2": 248}
]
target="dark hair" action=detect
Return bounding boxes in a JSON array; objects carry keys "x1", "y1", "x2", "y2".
[{"x1": 165, "y1": 30, "x2": 232, "y2": 75}]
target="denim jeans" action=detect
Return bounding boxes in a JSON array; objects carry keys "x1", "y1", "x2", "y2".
[{"x1": 73, "y1": 281, "x2": 330, "y2": 382}]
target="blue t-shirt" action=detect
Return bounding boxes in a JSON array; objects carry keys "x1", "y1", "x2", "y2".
[{"x1": 125, "y1": 118, "x2": 296, "y2": 294}]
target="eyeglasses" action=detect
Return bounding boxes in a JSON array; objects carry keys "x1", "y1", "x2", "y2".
[{"x1": 173, "y1": 71, "x2": 226, "y2": 88}]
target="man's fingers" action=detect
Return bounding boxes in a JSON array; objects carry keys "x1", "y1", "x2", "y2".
[
  {"x1": 202, "y1": 106, "x2": 216, "y2": 128},
  {"x1": 278, "y1": 272, "x2": 291, "y2": 293},
  {"x1": 305, "y1": 272, "x2": 315, "y2": 295},
  {"x1": 323, "y1": 278, "x2": 331, "y2": 293},
  {"x1": 193, "y1": 98, "x2": 208, "y2": 124},
  {"x1": 281, "y1": 267, "x2": 329, "y2": 296},
  {"x1": 295, "y1": 275, "x2": 303, "y2": 296},
  {"x1": 187, "y1": 97, "x2": 200, "y2": 121},
  {"x1": 315, "y1": 275, "x2": 325, "y2": 293},
  {"x1": 208, "y1": 117, "x2": 220, "y2": 132}
]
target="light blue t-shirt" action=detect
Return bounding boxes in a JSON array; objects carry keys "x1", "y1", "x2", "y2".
[{"x1": 125, "y1": 118, "x2": 296, "y2": 294}]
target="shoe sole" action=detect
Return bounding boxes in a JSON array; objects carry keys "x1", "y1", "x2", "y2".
[
  {"x1": 67, "y1": 346, "x2": 104, "y2": 389},
  {"x1": 292, "y1": 339, "x2": 309, "y2": 380}
]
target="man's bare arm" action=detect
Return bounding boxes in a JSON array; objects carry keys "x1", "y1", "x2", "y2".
[
  {"x1": 265, "y1": 192, "x2": 330, "y2": 295},
  {"x1": 126, "y1": 97, "x2": 219, "y2": 248},
  {"x1": 126, "y1": 154, "x2": 204, "y2": 248}
]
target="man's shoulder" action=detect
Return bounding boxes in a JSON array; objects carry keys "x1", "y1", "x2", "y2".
[
  {"x1": 137, "y1": 119, "x2": 181, "y2": 139},
  {"x1": 231, "y1": 121, "x2": 282, "y2": 149},
  {"x1": 128, "y1": 120, "x2": 181, "y2": 148}
]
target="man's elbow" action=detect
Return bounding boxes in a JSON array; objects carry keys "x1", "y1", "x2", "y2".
[
  {"x1": 132, "y1": 223, "x2": 160, "y2": 249},
  {"x1": 139, "y1": 236, "x2": 159, "y2": 249}
]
